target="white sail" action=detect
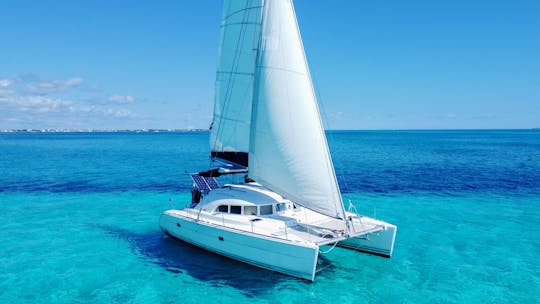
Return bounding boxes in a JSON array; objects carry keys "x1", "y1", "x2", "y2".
[
  {"x1": 249, "y1": 0, "x2": 345, "y2": 219},
  {"x1": 210, "y1": 0, "x2": 263, "y2": 165}
]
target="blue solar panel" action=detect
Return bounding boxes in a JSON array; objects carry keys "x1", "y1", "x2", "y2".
[
  {"x1": 190, "y1": 174, "x2": 219, "y2": 193},
  {"x1": 206, "y1": 177, "x2": 219, "y2": 189}
]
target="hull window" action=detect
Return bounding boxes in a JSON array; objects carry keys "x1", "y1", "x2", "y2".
[
  {"x1": 244, "y1": 206, "x2": 257, "y2": 215},
  {"x1": 259, "y1": 205, "x2": 273, "y2": 215},
  {"x1": 217, "y1": 205, "x2": 229, "y2": 213},
  {"x1": 230, "y1": 205, "x2": 241, "y2": 214}
]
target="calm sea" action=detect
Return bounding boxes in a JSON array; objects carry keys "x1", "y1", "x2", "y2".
[{"x1": 0, "y1": 130, "x2": 538, "y2": 303}]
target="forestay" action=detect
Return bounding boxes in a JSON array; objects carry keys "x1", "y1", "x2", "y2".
[
  {"x1": 248, "y1": 0, "x2": 345, "y2": 219},
  {"x1": 210, "y1": 0, "x2": 263, "y2": 165}
]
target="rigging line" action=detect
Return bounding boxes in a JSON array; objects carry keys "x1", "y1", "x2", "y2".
[
  {"x1": 213, "y1": 114, "x2": 250, "y2": 124},
  {"x1": 221, "y1": 21, "x2": 261, "y2": 28},
  {"x1": 211, "y1": 1, "x2": 256, "y2": 155},
  {"x1": 216, "y1": 71, "x2": 255, "y2": 76},
  {"x1": 222, "y1": 5, "x2": 263, "y2": 22},
  {"x1": 248, "y1": 0, "x2": 266, "y2": 165},
  {"x1": 319, "y1": 241, "x2": 339, "y2": 254},
  {"x1": 311, "y1": 74, "x2": 352, "y2": 196},
  {"x1": 309, "y1": 67, "x2": 351, "y2": 221},
  {"x1": 289, "y1": 0, "x2": 346, "y2": 219}
]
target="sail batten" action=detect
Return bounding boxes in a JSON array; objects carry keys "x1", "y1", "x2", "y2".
[{"x1": 221, "y1": 22, "x2": 262, "y2": 28}]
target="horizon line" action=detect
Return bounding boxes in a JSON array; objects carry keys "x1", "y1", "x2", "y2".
[{"x1": 1, "y1": 128, "x2": 538, "y2": 133}]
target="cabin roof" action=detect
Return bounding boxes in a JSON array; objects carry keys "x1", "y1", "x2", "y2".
[{"x1": 199, "y1": 183, "x2": 287, "y2": 210}]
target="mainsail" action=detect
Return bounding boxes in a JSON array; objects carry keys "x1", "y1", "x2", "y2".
[
  {"x1": 211, "y1": 0, "x2": 345, "y2": 219},
  {"x1": 209, "y1": 0, "x2": 263, "y2": 167}
]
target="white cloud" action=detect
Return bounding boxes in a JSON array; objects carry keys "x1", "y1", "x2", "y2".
[
  {"x1": 435, "y1": 113, "x2": 458, "y2": 120},
  {"x1": 113, "y1": 109, "x2": 134, "y2": 118},
  {"x1": 0, "y1": 89, "x2": 14, "y2": 98},
  {"x1": 0, "y1": 79, "x2": 11, "y2": 88},
  {"x1": 64, "y1": 77, "x2": 83, "y2": 87},
  {"x1": 0, "y1": 75, "x2": 142, "y2": 129},
  {"x1": 329, "y1": 111, "x2": 344, "y2": 120},
  {"x1": 472, "y1": 113, "x2": 497, "y2": 120},
  {"x1": 108, "y1": 94, "x2": 136, "y2": 104},
  {"x1": 0, "y1": 78, "x2": 14, "y2": 97},
  {"x1": 24, "y1": 77, "x2": 84, "y2": 94},
  {"x1": 21, "y1": 95, "x2": 72, "y2": 107},
  {"x1": 7, "y1": 95, "x2": 73, "y2": 115}
]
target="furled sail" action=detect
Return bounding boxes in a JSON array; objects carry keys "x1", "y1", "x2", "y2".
[
  {"x1": 248, "y1": 0, "x2": 345, "y2": 219},
  {"x1": 209, "y1": 0, "x2": 263, "y2": 167}
]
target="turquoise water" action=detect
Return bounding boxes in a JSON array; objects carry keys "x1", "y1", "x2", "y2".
[{"x1": 1, "y1": 130, "x2": 539, "y2": 303}]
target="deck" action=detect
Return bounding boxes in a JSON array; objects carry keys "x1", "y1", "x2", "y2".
[{"x1": 168, "y1": 207, "x2": 386, "y2": 246}]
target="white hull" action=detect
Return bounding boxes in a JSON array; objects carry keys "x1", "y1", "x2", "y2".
[
  {"x1": 160, "y1": 211, "x2": 319, "y2": 281},
  {"x1": 339, "y1": 216, "x2": 397, "y2": 257}
]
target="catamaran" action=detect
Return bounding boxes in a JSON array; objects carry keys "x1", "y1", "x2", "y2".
[{"x1": 160, "y1": 0, "x2": 396, "y2": 281}]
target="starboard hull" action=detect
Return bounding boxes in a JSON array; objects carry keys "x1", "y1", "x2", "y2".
[
  {"x1": 159, "y1": 211, "x2": 319, "y2": 281},
  {"x1": 338, "y1": 222, "x2": 397, "y2": 258}
]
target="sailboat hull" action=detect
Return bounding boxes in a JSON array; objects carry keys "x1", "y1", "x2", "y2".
[
  {"x1": 339, "y1": 220, "x2": 397, "y2": 258},
  {"x1": 159, "y1": 211, "x2": 319, "y2": 281}
]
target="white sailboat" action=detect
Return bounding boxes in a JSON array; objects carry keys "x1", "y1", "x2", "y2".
[{"x1": 160, "y1": 0, "x2": 396, "y2": 281}]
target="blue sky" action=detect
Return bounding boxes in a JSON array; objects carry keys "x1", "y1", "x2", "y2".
[{"x1": 0, "y1": 0, "x2": 538, "y2": 130}]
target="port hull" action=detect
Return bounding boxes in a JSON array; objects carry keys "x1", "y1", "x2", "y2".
[{"x1": 160, "y1": 212, "x2": 319, "y2": 281}]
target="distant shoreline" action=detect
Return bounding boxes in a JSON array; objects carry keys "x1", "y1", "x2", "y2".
[
  {"x1": 0, "y1": 129, "x2": 209, "y2": 133},
  {"x1": 1, "y1": 128, "x2": 538, "y2": 133}
]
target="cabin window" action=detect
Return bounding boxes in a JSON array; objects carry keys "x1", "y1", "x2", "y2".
[
  {"x1": 259, "y1": 205, "x2": 273, "y2": 215},
  {"x1": 230, "y1": 205, "x2": 241, "y2": 214},
  {"x1": 216, "y1": 205, "x2": 228, "y2": 213},
  {"x1": 276, "y1": 203, "x2": 286, "y2": 212},
  {"x1": 244, "y1": 206, "x2": 257, "y2": 215}
]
